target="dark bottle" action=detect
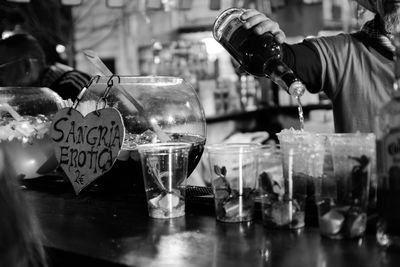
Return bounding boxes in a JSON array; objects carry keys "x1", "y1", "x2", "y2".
[{"x1": 212, "y1": 7, "x2": 305, "y2": 97}]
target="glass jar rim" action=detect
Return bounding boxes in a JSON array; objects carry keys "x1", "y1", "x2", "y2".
[
  {"x1": 90, "y1": 75, "x2": 185, "y2": 86},
  {"x1": 137, "y1": 142, "x2": 192, "y2": 153}
]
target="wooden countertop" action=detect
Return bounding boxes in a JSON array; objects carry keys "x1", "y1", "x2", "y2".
[{"x1": 22, "y1": 180, "x2": 400, "y2": 267}]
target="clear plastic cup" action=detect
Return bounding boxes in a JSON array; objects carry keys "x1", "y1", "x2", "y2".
[
  {"x1": 276, "y1": 129, "x2": 326, "y2": 229},
  {"x1": 206, "y1": 143, "x2": 261, "y2": 223},
  {"x1": 258, "y1": 145, "x2": 289, "y2": 228},
  {"x1": 317, "y1": 133, "x2": 375, "y2": 239},
  {"x1": 137, "y1": 142, "x2": 191, "y2": 219}
]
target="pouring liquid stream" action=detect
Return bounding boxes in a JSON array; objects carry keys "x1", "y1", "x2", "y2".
[{"x1": 296, "y1": 96, "x2": 305, "y2": 131}]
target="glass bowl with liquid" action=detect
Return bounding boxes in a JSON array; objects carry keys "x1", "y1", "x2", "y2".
[
  {"x1": 0, "y1": 87, "x2": 64, "y2": 179},
  {"x1": 75, "y1": 76, "x2": 207, "y2": 193}
]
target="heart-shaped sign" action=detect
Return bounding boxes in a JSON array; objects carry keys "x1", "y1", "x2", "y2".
[{"x1": 49, "y1": 107, "x2": 125, "y2": 194}]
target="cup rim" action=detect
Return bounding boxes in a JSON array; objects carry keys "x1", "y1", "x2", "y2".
[
  {"x1": 276, "y1": 130, "x2": 325, "y2": 143},
  {"x1": 276, "y1": 128, "x2": 315, "y2": 136},
  {"x1": 260, "y1": 143, "x2": 280, "y2": 149},
  {"x1": 206, "y1": 142, "x2": 261, "y2": 153},
  {"x1": 323, "y1": 132, "x2": 376, "y2": 147},
  {"x1": 317, "y1": 132, "x2": 375, "y2": 138}
]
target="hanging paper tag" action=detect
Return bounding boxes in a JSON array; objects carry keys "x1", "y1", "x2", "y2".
[{"x1": 49, "y1": 107, "x2": 125, "y2": 195}]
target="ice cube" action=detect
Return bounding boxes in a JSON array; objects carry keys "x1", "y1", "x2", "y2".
[
  {"x1": 148, "y1": 193, "x2": 164, "y2": 208},
  {"x1": 319, "y1": 209, "x2": 345, "y2": 235},
  {"x1": 223, "y1": 198, "x2": 251, "y2": 218},
  {"x1": 137, "y1": 129, "x2": 160, "y2": 144},
  {"x1": 224, "y1": 199, "x2": 240, "y2": 217},
  {"x1": 158, "y1": 192, "x2": 180, "y2": 209},
  {"x1": 0, "y1": 115, "x2": 51, "y2": 143}
]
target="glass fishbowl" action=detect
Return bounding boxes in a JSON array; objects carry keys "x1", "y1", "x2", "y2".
[
  {"x1": 75, "y1": 76, "x2": 207, "y2": 193},
  {"x1": 0, "y1": 87, "x2": 64, "y2": 179}
]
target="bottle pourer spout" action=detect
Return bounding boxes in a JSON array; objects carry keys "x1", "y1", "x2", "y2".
[{"x1": 288, "y1": 81, "x2": 306, "y2": 97}]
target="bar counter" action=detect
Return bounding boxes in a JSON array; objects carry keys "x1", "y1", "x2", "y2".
[{"x1": 22, "y1": 179, "x2": 400, "y2": 267}]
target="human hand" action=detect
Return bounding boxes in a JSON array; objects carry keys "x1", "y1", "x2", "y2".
[{"x1": 240, "y1": 9, "x2": 286, "y2": 43}]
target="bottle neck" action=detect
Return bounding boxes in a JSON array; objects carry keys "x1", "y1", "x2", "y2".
[
  {"x1": 393, "y1": 32, "x2": 400, "y2": 98},
  {"x1": 265, "y1": 58, "x2": 306, "y2": 97}
]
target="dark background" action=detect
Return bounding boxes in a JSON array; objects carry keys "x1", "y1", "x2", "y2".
[{"x1": 0, "y1": 0, "x2": 74, "y2": 65}]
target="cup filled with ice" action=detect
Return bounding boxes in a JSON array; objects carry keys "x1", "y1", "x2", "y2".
[
  {"x1": 0, "y1": 87, "x2": 66, "y2": 179},
  {"x1": 317, "y1": 133, "x2": 375, "y2": 239},
  {"x1": 206, "y1": 143, "x2": 261, "y2": 223},
  {"x1": 137, "y1": 142, "x2": 191, "y2": 219},
  {"x1": 275, "y1": 129, "x2": 326, "y2": 229}
]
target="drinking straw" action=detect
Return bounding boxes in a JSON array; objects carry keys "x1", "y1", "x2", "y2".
[
  {"x1": 83, "y1": 50, "x2": 170, "y2": 142},
  {"x1": 288, "y1": 148, "x2": 293, "y2": 222},
  {"x1": 0, "y1": 103, "x2": 22, "y2": 121},
  {"x1": 239, "y1": 146, "x2": 243, "y2": 218}
]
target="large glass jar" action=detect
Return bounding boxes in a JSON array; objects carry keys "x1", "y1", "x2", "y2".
[
  {"x1": 76, "y1": 76, "x2": 207, "y2": 193},
  {"x1": 0, "y1": 87, "x2": 64, "y2": 179}
]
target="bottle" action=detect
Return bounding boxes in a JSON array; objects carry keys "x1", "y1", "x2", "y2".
[
  {"x1": 375, "y1": 26, "x2": 400, "y2": 248},
  {"x1": 212, "y1": 7, "x2": 305, "y2": 98}
]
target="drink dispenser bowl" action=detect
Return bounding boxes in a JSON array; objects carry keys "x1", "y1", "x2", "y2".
[
  {"x1": 75, "y1": 76, "x2": 207, "y2": 193},
  {"x1": 0, "y1": 87, "x2": 65, "y2": 180}
]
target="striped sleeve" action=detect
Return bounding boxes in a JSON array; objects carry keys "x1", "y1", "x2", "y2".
[{"x1": 49, "y1": 70, "x2": 91, "y2": 100}]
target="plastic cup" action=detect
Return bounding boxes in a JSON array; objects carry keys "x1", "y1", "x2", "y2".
[
  {"x1": 206, "y1": 143, "x2": 261, "y2": 223},
  {"x1": 137, "y1": 142, "x2": 191, "y2": 219},
  {"x1": 258, "y1": 145, "x2": 290, "y2": 228},
  {"x1": 317, "y1": 133, "x2": 375, "y2": 239},
  {"x1": 276, "y1": 129, "x2": 326, "y2": 229}
]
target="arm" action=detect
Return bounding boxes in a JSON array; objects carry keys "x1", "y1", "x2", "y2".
[
  {"x1": 51, "y1": 70, "x2": 91, "y2": 101},
  {"x1": 282, "y1": 41, "x2": 322, "y2": 93},
  {"x1": 241, "y1": 9, "x2": 323, "y2": 93}
]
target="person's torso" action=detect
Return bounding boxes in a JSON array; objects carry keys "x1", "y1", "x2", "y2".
[
  {"x1": 39, "y1": 63, "x2": 90, "y2": 100},
  {"x1": 308, "y1": 32, "x2": 393, "y2": 133}
]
